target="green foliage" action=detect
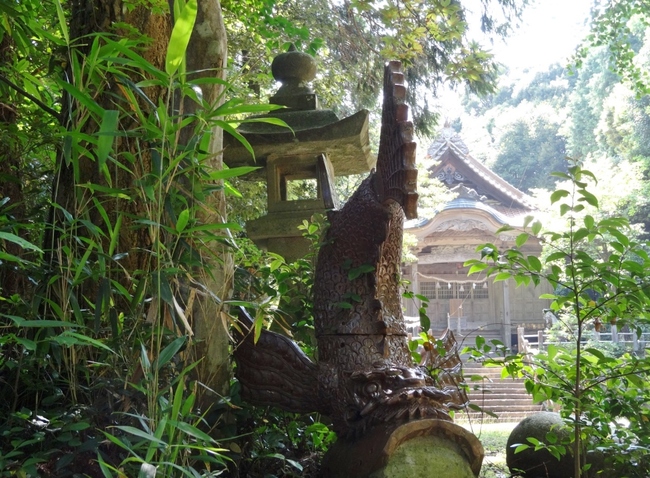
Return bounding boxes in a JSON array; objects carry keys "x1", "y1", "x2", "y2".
[
  {"x1": 98, "y1": 360, "x2": 232, "y2": 477},
  {"x1": 233, "y1": 214, "x2": 327, "y2": 352},
  {"x1": 465, "y1": 161, "x2": 650, "y2": 477},
  {"x1": 0, "y1": 1, "x2": 288, "y2": 474},
  {"x1": 493, "y1": 117, "x2": 567, "y2": 192},
  {"x1": 225, "y1": 216, "x2": 336, "y2": 476},
  {"x1": 575, "y1": 0, "x2": 650, "y2": 96},
  {"x1": 224, "y1": 0, "x2": 530, "y2": 136}
]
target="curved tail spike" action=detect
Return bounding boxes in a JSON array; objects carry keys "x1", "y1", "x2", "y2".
[{"x1": 376, "y1": 61, "x2": 418, "y2": 220}]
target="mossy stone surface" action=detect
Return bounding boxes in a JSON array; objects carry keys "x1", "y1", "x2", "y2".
[
  {"x1": 370, "y1": 435, "x2": 475, "y2": 478},
  {"x1": 506, "y1": 412, "x2": 573, "y2": 478}
]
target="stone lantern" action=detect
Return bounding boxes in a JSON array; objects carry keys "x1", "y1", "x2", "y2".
[{"x1": 223, "y1": 46, "x2": 374, "y2": 261}]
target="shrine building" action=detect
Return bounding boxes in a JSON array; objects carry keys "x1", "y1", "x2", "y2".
[{"x1": 402, "y1": 128, "x2": 552, "y2": 350}]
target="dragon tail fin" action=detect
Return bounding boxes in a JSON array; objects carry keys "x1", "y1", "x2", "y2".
[
  {"x1": 375, "y1": 61, "x2": 418, "y2": 220},
  {"x1": 232, "y1": 307, "x2": 322, "y2": 414}
]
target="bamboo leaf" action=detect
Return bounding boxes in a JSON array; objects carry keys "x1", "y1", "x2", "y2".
[
  {"x1": 53, "y1": 0, "x2": 69, "y2": 44},
  {"x1": 57, "y1": 80, "x2": 104, "y2": 117},
  {"x1": 109, "y1": 213, "x2": 123, "y2": 257},
  {"x1": 115, "y1": 426, "x2": 167, "y2": 446},
  {"x1": 216, "y1": 120, "x2": 255, "y2": 160},
  {"x1": 207, "y1": 166, "x2": 260, "y2": 180},
  {"x1": 0, "y1": 232, "x2": 43, "y2": 253},
  {"x1": 97, "y1": 110, "x2": 119, "y2": 173},
  {"x1": 176, "y1": 209, "x2": 190, "y2": 233},
  {"x1": 165, "y1": 0, "x2": 198, "y2": 76},
  {"x1": 169, "y1": 420, "x2": 215, "y2": 443},
  {"x1": 1, "y1": 314, "x2": 82, "y2": 328},
  {"x1": 184, "y1": 222, "x2": 242, "y2": 233},
  {"x1": 138, "y1": 463, "x2": 157, "y2": 478},
  {"x1": 61, "y1": 331, "x2": 115, "y2": 354},
  {"x1": 155, "y1": 336, "x2": 187, "y2": 371}
]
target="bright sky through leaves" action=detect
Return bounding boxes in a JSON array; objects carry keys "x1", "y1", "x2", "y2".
[{"x1": 491, "y1": 0, "x2": 593, "y2": 72}]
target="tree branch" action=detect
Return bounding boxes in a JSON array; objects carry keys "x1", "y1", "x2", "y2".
[{"x1": 0, "y1": 74, "x2": 61, "y2": 122}]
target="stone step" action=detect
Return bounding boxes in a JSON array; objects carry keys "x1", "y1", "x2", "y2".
[
  {"x1": 467, "y1": 381, "x2": 528, "y2": 389},
  {"x1": 467, "y1": 385, "x2": 529, "y2": 393},
  {"x1": 465, "y1": 377, "x2": 526, "y2": 384},
  {"x1": 457, "y1": 364, "x2": 541, "y2": 422},
  {"x1": 457, "y1": 412, "x2": 536, "y2": 424},
  {"x1": 468, "y1": 392, "x2": 538, "y2": 401},
  {"x1": 463, "y1": 367, "x2": 511, "y2": 377}
]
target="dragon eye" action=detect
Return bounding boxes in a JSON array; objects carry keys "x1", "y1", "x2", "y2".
[{"x1": 365, "y1": 382, "x2": 380, "y2": 395}]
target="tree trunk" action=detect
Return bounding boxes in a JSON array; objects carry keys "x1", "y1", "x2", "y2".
[
  {"x1": 46, "y1": 0, "x2": 231, "y2": 404},
  {"x1": 183, "y1": 0, "x2": 231, "y2": 403}
]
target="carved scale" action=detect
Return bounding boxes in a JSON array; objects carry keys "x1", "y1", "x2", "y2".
[{"x1": 234, "y1": 62, "x2": 467, "y2": 438}]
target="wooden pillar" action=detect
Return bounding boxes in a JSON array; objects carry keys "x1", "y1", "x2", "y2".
[{"x1": 503, "y1": 280, "x2": 512, "y2": 349}]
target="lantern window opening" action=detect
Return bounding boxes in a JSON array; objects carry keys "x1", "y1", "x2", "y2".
[{"x1": 283, "y1": 173, "x2": 321, "y2": 202}]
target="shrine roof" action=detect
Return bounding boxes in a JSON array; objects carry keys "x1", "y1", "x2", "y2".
[
  {"x1": 405, "y1": 196, "x2": 531, "y2": 232},
  {"x1": 426, "y1": 127, "x2": 535, "y2": 211}
]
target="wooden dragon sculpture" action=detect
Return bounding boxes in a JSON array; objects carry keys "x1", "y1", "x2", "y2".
[{"x1": 234, "y1": 61, "x2": 467, "y2": 438}]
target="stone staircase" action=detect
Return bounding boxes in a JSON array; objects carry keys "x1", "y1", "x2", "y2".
[{"x1": 456, "y1": 364, "x2": 544, "y2": 423}]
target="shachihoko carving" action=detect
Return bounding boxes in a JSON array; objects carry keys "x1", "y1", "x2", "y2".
[{"x1": 233, "y1": 61, "x2": 468, "y2": 439}]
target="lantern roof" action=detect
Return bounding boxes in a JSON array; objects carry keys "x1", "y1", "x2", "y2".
[{"x1": 223, "y1": 46, "x2": 374, "y2": 177}]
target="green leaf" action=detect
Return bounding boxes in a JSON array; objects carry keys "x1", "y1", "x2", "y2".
[
  {"x1": 573, "y1": 227, "x2": 589, "y2": 243},
  {"x1": 348, "y1": 264, "x2": 375, "y2": 280},
  {"x1": 610, "y1": 229, "x2": 630, "y2": 247},
  {"x1": 115, "y1": 426, "x2": 167, "y2": 446},
  {"x1": 165, "y1": 0, "x2": 198, "y2": 76},
  {"x1": 527, "y1": 256, "x2": 542, "y2": 272},
  {"x1": 97, "y1": 110, "x2": 119, "y2": 173},
  {"x1": 57, "y1": 80, "x2": 104, "y2": 118},
  {"x1": 515, "y1": 233, "x2": 529, "y2": 248},
  {"x1": 550, "y1": 189, "x2": 569, "y2": 204},
  {"x1": 15, "y1": 337, "x2": 37, "y2": 351},
  {"x1": 468, "y1": 263, "x2": 488, "y2": 275},
  {"x1": 526, "y1": 437, "x2": 541, "y2": 446},
  {"x1": 578, "y1": 189, "x2": 598, "y2": 207},
  {"x1": 494, "y1": 272, "x2": 511, "y2": 282},
  {"x1": 176, "y1": 209, "x2": 190, "y2": 233},
  {"x1": 0, "y1": 232, "x2": 43, "y2": 253},
  {"x1": 419, "y1": 309, "x2": 430, "y2": 332},
  {"x1": 585, "y1": 347, "x2": 605, "y2": 360},
  {"x1": 208, "y1": 166, "x2": 261, "y2": 180},
  {"x1": 514, "y1": 444, "x2": 530, "y2": 454},
  {"x1": 53, "y1": 0, "x2": 69, "y2": 44},
  {"x1": 546, "y1": 251, "x2": 567, "y2": 262},
  {"x1": 155, "y1": 336, "x2": 187, "y2": 371},
  {"x1": 559, "y1": 204, "x2": 571, "y2": 216}
]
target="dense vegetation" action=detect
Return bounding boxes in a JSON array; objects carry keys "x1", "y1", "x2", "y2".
[
  {"x1": 1, "y1": 0, "x2": 650, "y2": 476},
  {"x1": 456, "y1": 13, "x2": 650, "y2": 234}
]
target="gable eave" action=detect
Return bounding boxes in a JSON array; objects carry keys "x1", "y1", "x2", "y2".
[{"x1": 428, "y1": 139, "x2": 535, "y2": 211}]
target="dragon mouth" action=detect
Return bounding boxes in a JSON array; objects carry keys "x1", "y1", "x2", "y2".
[{"x1": 336, "y1": 362, "x2": 466, "y2": 438}]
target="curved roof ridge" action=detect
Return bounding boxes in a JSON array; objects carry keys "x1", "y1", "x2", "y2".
[{"x1": 426, "y1": 127, "x2": 535, "y2": 210}]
